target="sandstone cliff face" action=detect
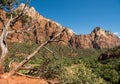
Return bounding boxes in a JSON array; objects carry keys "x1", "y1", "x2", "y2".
[
  {"x1": 0, "y1": 4, "x2": 120, "y2": 49},
  {"x1": 69, "y1": 27, "x2": 120, "y2": 49},
  {"x1": 0, "y1": 4, "x2": 74, "y2": 45}
]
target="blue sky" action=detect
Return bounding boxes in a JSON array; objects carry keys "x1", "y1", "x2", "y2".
[{"x1": 29, "y1": 0, "x2": 120, "y2": 36}]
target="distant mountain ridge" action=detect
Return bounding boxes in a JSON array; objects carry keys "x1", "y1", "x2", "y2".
[
  {"x1": 0, "y1": 4, "x2": 120, "y2": 49},
  {"x1": 70, "y1": 27, "x2": 120, "y2": 48}
]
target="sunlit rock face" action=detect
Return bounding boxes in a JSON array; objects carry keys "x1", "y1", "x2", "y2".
[
  {"x1": 0, "y1": 4, "x2": 120, "y2": 49},
  {"x1": 69, "y1": 27, "x2": 120, "y2": 49},
  {"x1": 0, "y1": 4, "x2": 75, "y2": 45}
]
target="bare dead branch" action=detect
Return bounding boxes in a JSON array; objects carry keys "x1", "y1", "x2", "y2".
[
  {"x1": 16, "y1": 72, "x2": 40, "y2": 79},
  {"x1": 7, "y1": 25, "x2": 41, "y2": 35},
  {"x1": 0, "y1": 14, "x2": 13, "y2": 73},
  {"x1": 0, "y1": 11, "x2": 6, "y2": 27},
  {"x1": 8, "y1": 28, "x2": 67, "y2": 76},
  {"x1": 47, "y1": 79, "x2": 60, "y2": 84},
  {"x1": 43, "y1": 46, "x2": 54, "y2": 54},
  {"x1": 49, "y1": 28, "x2": 67, "y2": 42},
  {"x1": 0, "y1": 0, "x2": 32, "y2": 74},
  {"x1": 11, "y1": 0, "x2": 30, "y2": 26},
  {"x1": 27, "y1": 26, "x2": 41, "y2": 32},
  {"x1": 49, "y1": 39, "x2": 65, "y2": 43},
  {"x1": 0, "y1": 17, "x2": 5, "y2": 27},
  {"x1": 7, "y1": 30, "x2": 15, "y2": 34}
]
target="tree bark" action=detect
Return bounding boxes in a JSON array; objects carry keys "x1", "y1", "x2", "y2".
[
  {"x1": 0, "y1": 39, "x2": 8, "y2": 73},
  {"x1": 0, "y1": 16, "x2": 12, "y2": 73},
  {"x1": 0, "y1": 0, "x2": 30, "y2": 74}
]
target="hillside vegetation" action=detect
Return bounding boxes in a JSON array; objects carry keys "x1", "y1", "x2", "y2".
[{"x1": 3, "y1": 42, "x2": 120, "y2": 84}]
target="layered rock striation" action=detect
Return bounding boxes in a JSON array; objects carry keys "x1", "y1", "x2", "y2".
[
  {"x1": 0, "y1": 4, "x2": 120, "y2": 49},
  {"x1": 69, "y1": 27, "x2": 120, "y2": 49}
]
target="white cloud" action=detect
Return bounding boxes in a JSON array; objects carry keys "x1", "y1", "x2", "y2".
[
  {"x1": 114, "y1": 32, "x2": 119, "y2": 35},
  {"x1": 114, "y1": 32, "x2": 120, "y2": 38}
]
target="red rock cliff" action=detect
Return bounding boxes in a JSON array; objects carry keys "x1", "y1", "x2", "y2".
[
  {"x1": 69, "y1": 27, "x2": 120, "y2": 49},
  {"x1": 0, "y1": 4, "x2": 120, "y2": 49}
]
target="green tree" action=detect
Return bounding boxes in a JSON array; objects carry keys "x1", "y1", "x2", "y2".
[
  {"x1": 0, "y1": 0, "x2": 30, "y2": 73},
  {"x1": 0, "y1": 0, "x2": 67, "y2": 78}
]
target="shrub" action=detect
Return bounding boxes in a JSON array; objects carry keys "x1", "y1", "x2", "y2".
[
  {"x1": 39, "y1": 56, "x2": 63, "y2": 79},
  {"x1": 60, "y1": 60, "x2": 106, "y2": 84},
  {"x1": 102, "y1": 69, "x2": 119, "y2": 83},
  {"x1": 4, "y1": 42, "x2": 120, "y2": 84}
]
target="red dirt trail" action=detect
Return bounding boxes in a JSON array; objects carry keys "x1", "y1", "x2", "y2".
[{"x1": 0, "y1": 74, "x2": 48, "y2": 84}]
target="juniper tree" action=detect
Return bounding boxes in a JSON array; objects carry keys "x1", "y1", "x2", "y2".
[
  {"x1": 0, "y1": 0, "x2": 30, "y2": 73},
  {"x1": 0, "y1": 0, "x2": 66, "y2": 77}
]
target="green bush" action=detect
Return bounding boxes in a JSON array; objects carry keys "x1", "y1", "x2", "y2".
[
  {"x1": 4, "y1": 42, "x2": 120, "y2": 84},
  {"x1": 60, "y1": 60, "x2": 106, "y2": 84},
  {"x1": 102, "y1": 69, "x2": 119, "y2": 83}
]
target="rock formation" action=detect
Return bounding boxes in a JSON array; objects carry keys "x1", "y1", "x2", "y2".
[
  {"x1": 0, "y1": 4, "x2": 120, "y2": 49},
  {"x1": 70, "y1": 27, "x2": 120, "y2": 49}
]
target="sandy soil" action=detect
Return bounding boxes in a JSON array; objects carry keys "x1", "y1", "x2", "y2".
[{"x1": 0, "y1": 74, "x2": 48, "y2": 84}]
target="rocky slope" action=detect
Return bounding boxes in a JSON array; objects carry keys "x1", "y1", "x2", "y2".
[
  {"x1": 0, "y1": 4, "x2": 120, "y2": 49},
  {"x1": 70, "y1": 27, "x2": 120, "y2": 49}
]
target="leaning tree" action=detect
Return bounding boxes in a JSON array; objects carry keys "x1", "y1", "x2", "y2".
[
  {"x1": 0, "y1": 0, "x2": 66, "y2": 77},
  {"x1": 0, "y1": 0, "x2": 32, "y2": 73}
]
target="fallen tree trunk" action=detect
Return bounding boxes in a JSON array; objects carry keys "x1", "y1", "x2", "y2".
[{"x1": 8, "y1": 28, "x2": 66, "y2": 77}]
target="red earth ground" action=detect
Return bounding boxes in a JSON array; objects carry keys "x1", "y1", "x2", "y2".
[{"x1": 0, "y1": 73, "x2": 48, "y2": 84}]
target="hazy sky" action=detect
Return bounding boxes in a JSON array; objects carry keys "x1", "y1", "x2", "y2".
[{"x1": 29, "y1": 0, "x2": 120, "y2": 36}]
